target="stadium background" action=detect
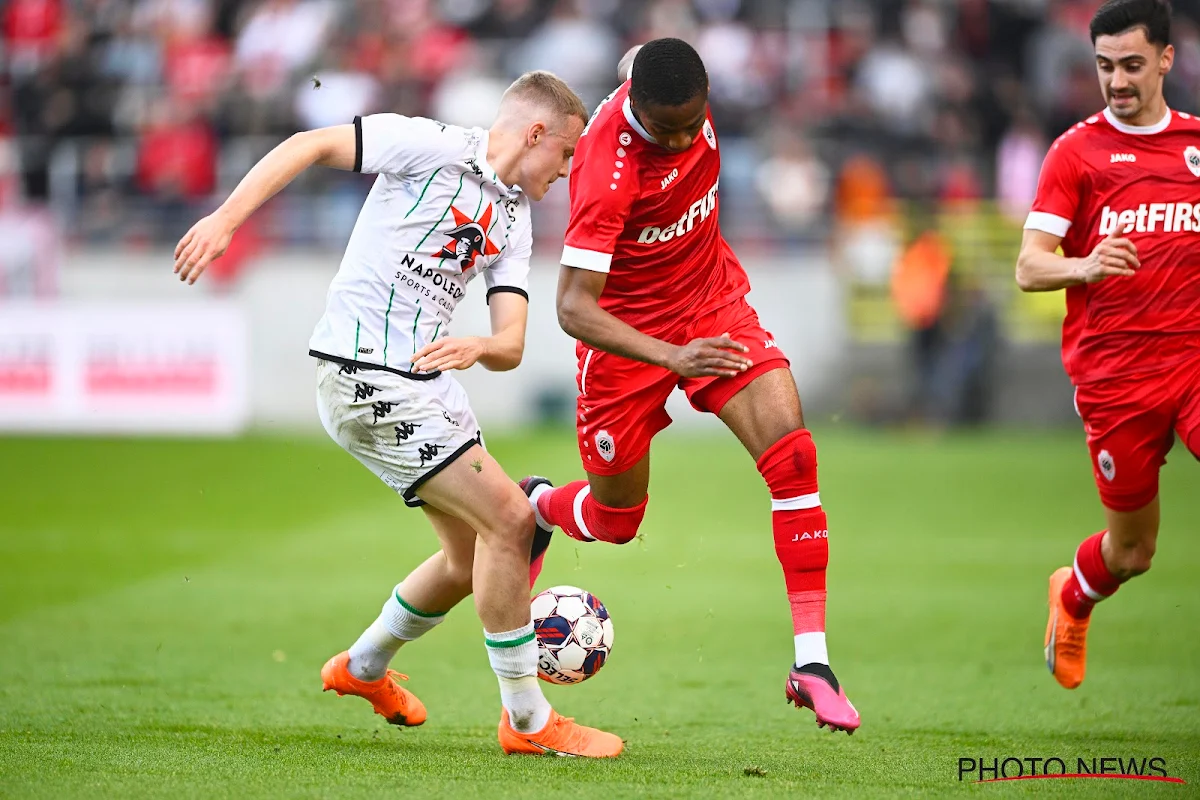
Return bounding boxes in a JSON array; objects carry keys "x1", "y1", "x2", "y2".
[{"x1": 2, "y1": 1, "x2": 1199, "y2": 797}]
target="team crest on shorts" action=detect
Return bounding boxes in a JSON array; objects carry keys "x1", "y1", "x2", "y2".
[
  {"x1": 1185, "y1": 146, "x2": 1200, "y2": 177},
  {"x1": 595, "y1": 429, "x2": 616, "y2": 463},
  {"x1": 1097, "y1": 449, "x2": 1116, "y2": 481}
]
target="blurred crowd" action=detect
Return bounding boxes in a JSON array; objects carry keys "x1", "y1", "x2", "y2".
[{"x1": 6, "y1": 0, "x2": 1200, "y2": 257}]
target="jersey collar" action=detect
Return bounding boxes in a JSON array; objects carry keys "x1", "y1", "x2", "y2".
[
  {"x1": 1103, "y1": 105, "x2": 1172, "y2": 135},
  {"x1": 472, "y1": 130, "x2": 522, "y2": 197},
  {"x1": 622, "y1": 96, "x2": 657, "y2": 143}
]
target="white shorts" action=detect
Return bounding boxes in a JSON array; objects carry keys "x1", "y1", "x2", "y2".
[{"x1": 315, "y1": 359, "x2": 483, "y2": 507}]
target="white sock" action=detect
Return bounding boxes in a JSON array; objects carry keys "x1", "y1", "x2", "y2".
[
  {"x1": 347, "y1": 588, "x2": 446, "y2": 681},
  {"x1": 528, "y1": 482, "x2": 553, "y2": 531},
  {"x1": 794, "y1": 632, "x2": 829, "y2": 667},
  {"x1": 485, "y1": 623, "x2": 552, "y2": 733}
]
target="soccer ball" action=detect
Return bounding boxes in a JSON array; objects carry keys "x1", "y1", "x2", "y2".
[{"x1": 531, "y1": 585, "x2": 614, "y2": 685}]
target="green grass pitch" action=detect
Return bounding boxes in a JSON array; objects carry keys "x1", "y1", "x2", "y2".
[{"x1": 0, "y1": 428, "x2": 1197, "y2": 798}]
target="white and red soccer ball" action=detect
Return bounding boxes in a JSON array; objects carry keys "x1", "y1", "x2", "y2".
[{"x1": 531, "y1": 585, "x2": 614, "y2": 685}]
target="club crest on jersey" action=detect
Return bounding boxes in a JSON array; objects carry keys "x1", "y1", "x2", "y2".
[
  {"x1": 702, "y1": 119, "x2": 716, "y2": 150},
  {"x1": 434, "y1": 205, "x2": 500, "y2": 271},
  {"x1": 1097, "y1": 449, "x2": 1115, "y2": 481},
  {"x1": 595, "y1": 429, "x2": 615, "y2": 463},
  {"x1": 1185, "y1": 146, "x2": 1200, "y2": 177}
]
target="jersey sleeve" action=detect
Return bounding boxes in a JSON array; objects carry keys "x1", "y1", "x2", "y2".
[
  {"x1": 354, "y1": 114, "x2": 463, "y2": 177},
  {"x1": 486, "y1": 197, "x2": 531, "y2": 302},
  {"x1": 560, "y1": 143, "x2": 637, "y2": 273},
  {"x1": 1025, "y1": 136, "x2": 1083, "y2": 237}
]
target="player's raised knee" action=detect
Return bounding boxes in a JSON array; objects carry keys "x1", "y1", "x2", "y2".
[{"x1": 483, "y1": 490, "x2": 537, "y2": 550}]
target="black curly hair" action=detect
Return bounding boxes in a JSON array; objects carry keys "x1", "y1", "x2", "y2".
[{"x1": 629, "y1": 38, "x2": 708, "y2": 108}]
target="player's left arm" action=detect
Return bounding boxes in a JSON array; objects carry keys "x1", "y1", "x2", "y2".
[
  {"x1": 413, "y1": 198, "x2": 532, "y2": 374},
  {"x1": 410, "y1": 291, "x2": 528, "y2": 373}
]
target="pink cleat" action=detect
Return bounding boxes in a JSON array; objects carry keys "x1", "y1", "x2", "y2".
[
  {"x1": 520, "y1": 476, "x2": 555, "y2": 589},
  {"x1": 786, "y1": 663, "x2": 860, "y2": 734}
]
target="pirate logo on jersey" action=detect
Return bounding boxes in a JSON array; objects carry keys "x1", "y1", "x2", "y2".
[{"x1": 434, "y1": 204, "x2": 500, "y2": 270}]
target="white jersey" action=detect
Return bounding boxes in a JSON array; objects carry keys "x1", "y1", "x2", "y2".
[{"x1": 308, "y1": 113, "x2": 532, "y2": 378}]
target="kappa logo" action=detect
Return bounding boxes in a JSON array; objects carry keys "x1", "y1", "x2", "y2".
[
  {"x1": 434, "y1": 205, "x2": 500, "y2": 271},
  {"x1": 595, "y1": 429, "x2": 615, "y2": 463},
  {"x1": 1098, "y1": 449, "x2": 1116, "y2": 481},
  {"x1": 1185, "y1": 146, "x2": 1200, "y2": 177}
]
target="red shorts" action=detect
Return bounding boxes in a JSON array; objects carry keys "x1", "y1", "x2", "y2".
[
  {"x1": 1073, "y1": 355, "x2": 1200, "y2": 512},
  {"x1": 575, "y1": 298, "x2": 790, "y2": 476}
]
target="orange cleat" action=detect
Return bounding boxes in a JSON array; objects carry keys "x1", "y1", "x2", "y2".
[
  {"x1": 321, "y1": 651, "x2": 427, "y2": 726},
  {"x1": 1045, "y1": 567, "x2": 1090, "y2": 689},
  {"x1": 497, "y1": 708, "x2": 623, "y2": 757}
]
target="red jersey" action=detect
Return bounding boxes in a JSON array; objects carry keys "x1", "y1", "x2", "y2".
[
  {"x1": 560, "y1": 82, "x2": 749, "y2": 334},
  {"x1": 1027, "y1": 107, "x2": 1200, "y2": 385}
]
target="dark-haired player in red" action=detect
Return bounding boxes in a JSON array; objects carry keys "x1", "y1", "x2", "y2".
[
  {"x1": 1018, "y1": 0, "x2": 1200, "y2": 690},
  {"x1": 523, "y1": 38, "x2": 860, "y2": 733}
]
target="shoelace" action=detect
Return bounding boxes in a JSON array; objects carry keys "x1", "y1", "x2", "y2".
[{"x1": 384, "y1": 670, "x2": 410, "y2": 688}]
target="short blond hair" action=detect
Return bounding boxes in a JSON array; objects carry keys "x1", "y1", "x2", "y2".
[{"x1": 502, "y1": 71, "x2": 588, "y2": 127}]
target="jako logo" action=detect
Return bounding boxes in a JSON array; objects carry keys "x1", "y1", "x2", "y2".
[
  {"x1": 660, "y1": 168, "x2": 679, "y2": 190},
  {"x1": 1110, "y1": 153, "x2": 1137, "y2": 163},
  {"x1": 791, "y1": 530, "x2": 828, "y2": 542},
  {"x1": 638, "y1": 179, "x2": 719, "y2": 244},
  {"x1": 1099, "y1": 202, "x2": 1200, "y2": 235}
]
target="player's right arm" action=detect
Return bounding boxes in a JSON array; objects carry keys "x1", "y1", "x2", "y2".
[
  {"x1": 174, "y1": 124, "x2": 356, "y2": 283},
  {"x1": 557, "y1": 267, "x2": 752, "y2": 378},
  {"x1": 1016, "y1": 229, "x2": 1139, "y2": 291},
  {"x1": 1015, "y1": 130, "x2": 1138, "y2": 292},
  {"x1": 558, "y1": 127, "x2": 751, "y2": 378},
  {"x1": 175, "y1": 114, "x2": 456, "y2": 284}
]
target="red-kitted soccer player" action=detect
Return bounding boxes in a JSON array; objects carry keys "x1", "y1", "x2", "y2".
[
  {"x1": 524, "y1": 38, "x2": 860, "y2": 733},
  {"x1": 1017, "y1": 0, "x2": 1200, "y2": 689}
]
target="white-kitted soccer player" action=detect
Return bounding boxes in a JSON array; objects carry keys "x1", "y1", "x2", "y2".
[{"x1": 173, "y1": 71, "x2": 622, "y2": 758}]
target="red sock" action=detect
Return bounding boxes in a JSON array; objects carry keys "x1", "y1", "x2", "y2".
[
  {"x1": 758, "y1": 430, "x2": 828, "y2": 635},
  {"x1": 536, "y1": 481, "x2": 647, "y2": 544},
  {"x1": 1061, "y1": 531, "x2": 1121, "y2": 619}
]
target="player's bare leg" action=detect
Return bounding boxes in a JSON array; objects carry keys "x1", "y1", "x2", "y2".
[
  {"x1": 1046, "y1": 497, "x2": 1159, "y2": 689},
  {"x1": 322, "y1": 505, "x2": 476, "y2": 726},
  {"x1": 417, "y1": 445, "x2": 622, "y2": 756},
  {"x1": 718, "y1": 366, "x2": 860, "y2": 733}
]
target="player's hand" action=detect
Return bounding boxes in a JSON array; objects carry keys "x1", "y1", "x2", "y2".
[
  {"x1": 1078, "y1": 230, "x2": 1139, "y2": 283},
  {"x1": 411, "y1": 337, "x2": 485, "y2": 373},
  {"x1": 174, "y1": 210, "x2": 236, "y2": 284},
  {"x1": 666, "y1": 333, "x2": 753, "y2": 378}
]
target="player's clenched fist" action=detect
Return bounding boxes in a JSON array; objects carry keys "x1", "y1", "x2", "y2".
[
  {"x1": 174, "y1": 211, "x2": 236, "y2": 284},
  {"x1": 1078, "y1": 231, "x2": 1139, "y2": 284},
  {"x1": 666, "y1": 333, "x2": 752, "y2": 378}
]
